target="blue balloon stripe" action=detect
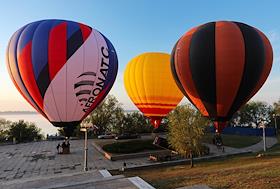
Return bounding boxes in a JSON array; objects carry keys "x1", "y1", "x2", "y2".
[
  {"x1": 7, "y1": 25, "x2": 48, "y2": 118},
  {"x1": 32, "y1": 20, "x2": 53, "y2": 79},
  {"x1": 67, "y1": 21, "x2": 80, "y2": 40},
  {"x1": 17, "y1": 21, "x2": 41, "y2": 53},
  {"x1": 99, "y1": 32, "x2": 118, "y2": 89}
]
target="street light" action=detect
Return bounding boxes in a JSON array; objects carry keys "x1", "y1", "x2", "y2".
[
  {"x1": 80, "y1": 122, "x2": 93, "y2": 171},
  {"x1": 260, "y1": 122, "x2": 266, "y2": 152},
  {"x1": 273, "y1": 114, "x2": 278, "y2": 136}
]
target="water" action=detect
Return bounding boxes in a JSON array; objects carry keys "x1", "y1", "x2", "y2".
[
  {"x1": 0, "y1": 112, "x2": 58, "y2": 136},
  {"x1": 0, "y1": 110, "x2": 139, "y2": 137}
]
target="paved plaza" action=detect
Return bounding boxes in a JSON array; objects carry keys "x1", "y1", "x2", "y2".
[
  {"x1": 0, "y1": 139, "x2": 152, "y2": 183},
  {"x1": 0, "y1": 137, "x2": 277, "y2": 188}
]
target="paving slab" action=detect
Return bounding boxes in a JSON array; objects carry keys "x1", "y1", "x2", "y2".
[{"x1": 0, "y1": 139, "x2": 151, "y2": 182}]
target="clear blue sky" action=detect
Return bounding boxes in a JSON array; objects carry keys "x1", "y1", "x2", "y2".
[{"x1": 0, "y1": 0, "x2": 279, "y2": 111}]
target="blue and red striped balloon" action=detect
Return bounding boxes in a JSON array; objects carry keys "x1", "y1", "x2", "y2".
[{"x1": 6, "y1": 19, "x2": 118, "y2": 134}]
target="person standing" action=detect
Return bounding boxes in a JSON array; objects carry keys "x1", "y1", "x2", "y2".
[{"x1": 56, "y1": 143, "x2": 61, "y2": 154}]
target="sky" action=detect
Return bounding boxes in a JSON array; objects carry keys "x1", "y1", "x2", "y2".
[{"x1": 0, "y1": 0, "x2": 279, "y2": 112}]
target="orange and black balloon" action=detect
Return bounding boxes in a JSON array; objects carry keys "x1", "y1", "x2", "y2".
[{"x1": 171, "y1": 21, "x2": 273, "y2": 133}]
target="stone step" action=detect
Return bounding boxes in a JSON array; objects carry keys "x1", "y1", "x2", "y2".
[
  {"x1": 1, "y1": 169, "x2": 155, "y2": 189},
  {"x1": 1, "y1": 170, "x2": 106, "y2": 189}
]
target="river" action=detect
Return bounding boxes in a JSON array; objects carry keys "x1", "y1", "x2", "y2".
[{"x1": 0, "y1": 112, "x2": 58, "y2": 136}]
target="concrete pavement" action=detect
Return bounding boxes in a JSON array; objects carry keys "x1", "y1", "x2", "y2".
[
  {"x1": 0, "y1": 139, "x2": 152, "y2": 183},
  {"x1": 0, "y1": 136, "x2": 277, "y2": 188},
  {"x1": 1, "y1": 169, "x2": 155, "y2": 189}
]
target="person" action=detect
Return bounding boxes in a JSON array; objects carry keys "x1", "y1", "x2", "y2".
[
  {"x1": 62, "y1": 140, "x2": 66, "y2": 148},
  {"x1": 56, "y1": 143, "x2": 61, "y2": 154},
  {"x1": 66, "y1": 140, "x2": 70, "y2": 147},
  {"x1": 61, "y1": 140, "x2": 66, "y2": 154},
  {"x1": 214, "y1": 133, "x2": 224, "y2": 151},
  {"x1": 121, "y1": 161, "x2": 127, "y2": 171},
  {"x1": 66, "y1": 140, "x2": 70, "y2": 153},
  {"x1": 61, "y1": 139, "x2": 71, "y2": 154}
]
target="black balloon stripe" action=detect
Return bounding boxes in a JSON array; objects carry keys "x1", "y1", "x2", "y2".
[
  {"x1": 189, "y1": 22, "x2": 217, "y2": 118},
  {"x1": 67, "y1": 28, "x2": 83, "y2": 60},
  {"x1": 75, "y1": 90, "x2": 91, "y2": 96},
  {"x1": 36, "y1": 64, "x2": 51, "y2": 97},
  {"x1": 228, "y1": 22, "x2": 265, "y2": 117},
  {"x1": 170, "y1": 41, "x2": 192, "y2": 100},
  {"x1": 77, "y1": 71, "x2": 96, "y2": 78},
  {"x1": 74, "y1": 80, "x2": 95, "y2": 88}
]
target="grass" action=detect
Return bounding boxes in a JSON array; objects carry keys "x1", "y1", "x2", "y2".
[
  {"x1": 102, "y1": 139, "x2": 161, "y2": 154},
  {"x1": 265, "y1": 136, "x2": 280, "y2": 154},
  {"x1": 202, "y1": 133, "x2": 262, "y2": 148},
  {"x1": 120, "y1": 153, "x2": 280, "y2": 189},
  {"x1": 101, "y1": 133, "x2": 262, "y2": 154}
]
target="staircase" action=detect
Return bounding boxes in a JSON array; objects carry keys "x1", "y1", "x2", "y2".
[{"x1": 0, "y1": 169, "x2": 155, "y2": 189}]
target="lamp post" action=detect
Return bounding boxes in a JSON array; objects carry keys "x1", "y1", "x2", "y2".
[
  {"x1": 80, "y1": 122, "x2": 93, "y2": 171},
  {"x1": 273, "y1": 114, "x2": 278, "y2": 136},
  {"x1": 260, "y1": 122, "x2": 266, "y2": 152}
]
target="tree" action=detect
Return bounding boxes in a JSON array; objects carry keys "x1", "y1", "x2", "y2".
[
  {"x1": 230, "y1": 101, "x2": 273, "y2": 127},
  {"x1": 8, "y1": 120, "x2": 43, "y2": 143},
  {"x1": 112, "y1": 112, "x2": 153, "y2": 134},
  {"x1": 58, "y1": 124, "x2": 83, "y2": 138},
  {"x1": 0, "y1": 119, "x2": 11, "y2": 142},
  {"x1": 272, "y1": 99, "x2": 280, "y2": 131},
  {"x1": 167, "y1": 104, "x2": 209, "y2": 168},
  {"x1": 273, "y1": 99, "x2": 280, "y2": 115},
  {"x1": 83, "y1": 95, "x2": 124, "y2": 135}
]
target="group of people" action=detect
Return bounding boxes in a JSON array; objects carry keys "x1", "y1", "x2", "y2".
[{"x1": 56, "y1": 139, "x2": 70, "y2": 154}]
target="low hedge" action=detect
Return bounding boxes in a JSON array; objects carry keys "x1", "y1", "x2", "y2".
[{"x1": 102, "y1": 139, "x2": 161, "y2": 154}]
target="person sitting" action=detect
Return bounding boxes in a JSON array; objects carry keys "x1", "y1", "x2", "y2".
[{"x1": 61, "y1": 140, "x2": 67, "y2": 154}]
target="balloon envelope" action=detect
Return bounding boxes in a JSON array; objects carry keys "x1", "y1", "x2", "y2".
[
  {"x1": 6, "y1": 19, "x2": 118, "y2": 133},
  {"x1": 171, "y1": 21, "x2": 273, "y2": 132},
  {"x1": 124, "y1": 52, "x2": 183, "y2": 128}
]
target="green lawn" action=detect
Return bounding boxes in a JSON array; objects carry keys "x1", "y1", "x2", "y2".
[
  {"x1": 102, "y1": 139, "x2": 161, "y2": 154},
  {"x1": 119, "y1": 153, "x2": 280, "y2": 189},
  {"x1": 202, "y1": 133, "x2": 262, "y2": 148},
  {"x1": 265, "y1": 136, "x2": 280, "y2": 153},
  {"x1": 102, "y1": 134, "x2": 262, "y2": 154}
]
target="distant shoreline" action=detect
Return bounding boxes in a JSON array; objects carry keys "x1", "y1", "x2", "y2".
[
  {"x1": 0, "y1": 111, "x2": 38, "y2": 115},
  {"x1": 0, "y1": 110, "x2": 139, "y2": 115}
]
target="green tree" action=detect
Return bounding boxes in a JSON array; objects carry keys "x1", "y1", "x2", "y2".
[
  {"x1": 83, "y1": 95, "x2": 124, "y2": 135},
  {"x1": 8, "y1": 120, "x2": 43, "y2": 143},
  {"x1": 113, "y1": 112, "x2": 153, "y2": 134},
  {"x1": 230, "y1": 101, "x2": 273, "y2": 127},
  {"x1": 273, "y1": 99, "x2": 280, "y2": 115},
  {"x1": 272, "y1": 99, "x2": 280, "y2": 131},
  {"x1": 0, "y1": 119, "x2": 11, "y2": 142},
  {"x1": 167, "y1": 104, "x2": 208, "y2": 167},
  {"x1": 58, "y1": 124, "x2": 83, "y2": 138}
]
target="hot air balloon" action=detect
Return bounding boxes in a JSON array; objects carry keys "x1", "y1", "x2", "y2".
[
  {"x1": 124, "y1": 52, "x2": 183, "y2": 128},
  {"x1": 6, "y1": 19, "x2": 118, "y2": 136},
  {"x1": 171, "y1": 21, "x2": 273, "y2": 133}
]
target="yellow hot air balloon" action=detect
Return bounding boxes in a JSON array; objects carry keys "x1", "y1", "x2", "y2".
[{"x1": 124, "y1": 52, "x2": 183, "y2": 128}]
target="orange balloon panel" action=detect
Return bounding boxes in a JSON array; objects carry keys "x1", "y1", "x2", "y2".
[{"x1": 124, "y1": 52, "x2": 183, "y2": 126}]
